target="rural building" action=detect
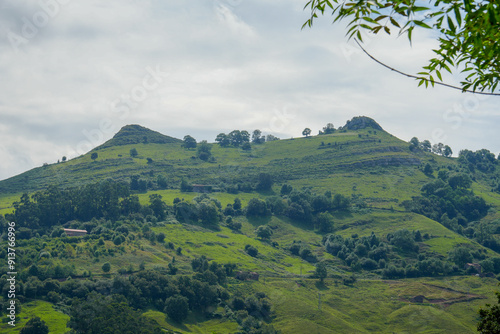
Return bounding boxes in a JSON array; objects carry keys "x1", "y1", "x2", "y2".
[
  {"x1": 63, "y1": 228, "x2": 88, "y2": 237},
  {"x1": 236, "y1": 271, "x2": 260, "y2": 281}
]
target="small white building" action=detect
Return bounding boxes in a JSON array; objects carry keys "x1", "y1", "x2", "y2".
[{"x1": 63, "y1": 228, "x2": 87, "y2": 237}]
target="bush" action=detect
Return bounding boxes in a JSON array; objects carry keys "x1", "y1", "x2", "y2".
[
  {"x1": 102, "y1": 262, "x2": 111, "y2": 273},
  {"x1": 246, "y1": 198, "x2": 270, "y2": 217},
  {"x1": 20, "y1": 317, "x2": 49, "y2": 334},
  {"x1": 245, "y1": 245, "x2": 258, "y2": 257},
  {"x1": 164, "y1": 295, "x2": 189, "y2": 322},
  {"x1": 360, "y1": 258, "x2": 378, "y2": 271}
]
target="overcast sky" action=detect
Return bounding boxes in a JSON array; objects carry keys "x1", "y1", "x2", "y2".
[{"x1": 0, "y1": 0, "x2": 498, "y2": 181}]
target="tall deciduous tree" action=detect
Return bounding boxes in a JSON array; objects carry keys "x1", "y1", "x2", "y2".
[
  {"x1": 182, "y1": 135, "x2": 197, "y2": 149},
  {"x1": 303, "y1": 0, "x2": 500, "y2": 94},
  {"x1": 478, "y1": 291, "x2": 500, "y2": 333},
  {"x1": 20, "y1": 317, "x2": 49, "y2": 334},
  {"x1": 315, "y1": 261, "x2": 328, "y2": 283},
  {"x1": 302, "y1": 128, "x2": 312, "y2": 137}
]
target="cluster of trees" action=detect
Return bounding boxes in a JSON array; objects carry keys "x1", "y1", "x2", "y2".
[
  {"x1": 318, "y1": 123, "x2": 336, "y2": 135},
  {"x1": 181, "y1": 136, "x2": 214, "y2": 161},
  {"x1": 458, "y1": 148, "x2": 498, "y2": 173},
  {"x1": 402, "y1": 173, "x2": 489, "y2": 235},
  {"x1": 243, "y1": 185, "x2": 349, "y2": 234},
  {"x1": 245, "y1": 184, "x2": 350, "y2": 233},
  {"x1": 289, "y1": 240, "x2": 318, "y2": 263},
  {"x1": 322, "y1": 230, "x2": 496, "y2": 278},
  {"x1": 8, "y1": 182, "x2": 130, "y2": 230},
  {"x1": 173, "y1": 194, "x2": 223, "y2": 229},
  {"x1": 215, "y1": 130, "x2": 251, "y2": 148},
  {"x1": 5, "y1": 181, "x2": 176, "y2": 235},
  {"x1": 229, "y1": 292, "x2": 276, "y2": 333},
  {"x1": 0, "y1": 237, "x2": 278, "y2": 332},
  {"x1": 214, "y1": 130, "x2": 279, "y2": 149},
  {"x1": 409, "y1": 137, "x2": 452, "y2": 157}
]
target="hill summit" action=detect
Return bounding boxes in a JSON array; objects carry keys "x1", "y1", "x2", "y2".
[
  {"x1": 95, "y1": 124, "x2": 182, "y2": 150},
  {"x1": 341, "y1": 116, "x2": 383, "y2": 131}
]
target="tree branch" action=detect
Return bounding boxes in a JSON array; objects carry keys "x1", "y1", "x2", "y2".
[{"x1": 354, "y1": 40, "x2": 500, "y2": 96}]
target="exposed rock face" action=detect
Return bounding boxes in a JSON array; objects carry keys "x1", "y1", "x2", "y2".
[{"x1": 342, "y1": 116, "x2": 384, "y2": 131}]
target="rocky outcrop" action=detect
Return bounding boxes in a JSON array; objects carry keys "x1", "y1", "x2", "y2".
[{"x1": 341, "y1": 116, "x2": 384, "y2": 131}]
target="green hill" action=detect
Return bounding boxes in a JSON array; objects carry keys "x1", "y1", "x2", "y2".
[{"x1": 1, "y1": 116, "x2": 500, "y2": 333}]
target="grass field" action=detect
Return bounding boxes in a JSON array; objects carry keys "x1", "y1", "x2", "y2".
[{"x1": 0, "y1": 300, "x2": 70, "y2": 333}]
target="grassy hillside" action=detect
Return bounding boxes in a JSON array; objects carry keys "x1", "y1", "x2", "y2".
[{"x1": 2, "y1": 117, "x2": 500, "y2": 333}]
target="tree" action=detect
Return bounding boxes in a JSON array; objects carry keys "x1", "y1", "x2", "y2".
[
  {"x1": 196, "y1": 140, "x2": 212, "y2": 161},
  {"x1": 241, "y1": 142, "x2": 252, "y2": 151},
  {"x1": 20, "y1": 317, "x2": 49, "y2": 334},
  {"x1": 246, "y1": 198, "x2": 269, "y2": 217},
  {"x1": 432, "y1": 143, "x2": 444, "y2": 155},
  {"x1": 182, "y1": 135, "x2": 197, "y2": 149},
  {"x1": 130, "y1": 148, "x2": 138, "y2": 157},
  {"x1": 255, "y1": 225, "x2": 273, "y2": 240},
  {"x1": 321, "y1": 123, "x2": 335, "y2": 135},
  {"x1": 157, "y1": 175, "x2": 168, "y2": 189},
  {"x1": 423, "y1": 163, "x2": 434, "y2": 176},
  {"x1": 228, "y1": 130, "x2": 243, "y2": 147},
  {"x1": 215, "y1": 133, "x2": 230, "y2": 147},
  {"x1": 149, "y1": 194, "x2": 166, "y2": 220},
  {"x1": 164, "y1": 295, "x2": 189, "y2": 323},
  {"x1": 315, "y1": 261, "x2": 328, "y2": 283},
  {"x1": 420, "y1": 140, "x2": 432, "y2": 152},
  {"x1": 62, "y1": 156, "x2": 67, "y2": 162},
  {"x1": 478, "y1": 291, "x2": 500, "y2": 333},
  {"x1": 448, "y1": 246, "x2": 473, "y2": 267},
  {"x1": 245, "y1": 244, "x2": 259, "y2": 257},
  {"x1": 443, "y1": 145, "x2": 453, "y2": 157},
  {"x1": 91, "y1": 152, "x2": 98, "y2": 161},
  {"x1": 180, "y1": 178, "x2": 192, "y2": 192},
  {"x1": 68, "y1": 293, "x2": 162, "y2": 334},
  {"x1": 252, "y1": 129, "x2": 265, "y2": 144},
  {"x1": 390, "y1": 229, "x2": 417, "y2": 252},
  {"x1": 196, "y1": 199, "x2": 220, "y2": 227},
  {"x1": 303, "y1": 0, "x2": 500, "y2": 94},
  {"x1": 102, "y1": 262, "x2": 111, "y2": 273},
  {"x1": 266, "y1": 134, "x2": 280, "y2": 142},
  {"x1": 302, "y1": 128, "x2": 311, "y2": 137},
  {"x1": 409, "y1": 137, "x2": 420, "y2": 151},
  {"x1": 257, "y1": 173, "x2": 273, "y2": 191},
  {"x1": 315, "y1": 212, "x2": 334, "y2": 233},
  {"x1": 233, "y1": 198, "x2": 242, "y2": 211}
]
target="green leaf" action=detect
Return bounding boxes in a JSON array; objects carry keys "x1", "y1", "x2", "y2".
[
  {"x1": 407, "y1": 26, "x2": 413, "y2": 44},
  {"x1": 390, "y1": 17, "x2": 400, "y2": 28},
  {"x1": 413, "y1": 20, "x2": 431, "y2": 29},
  {"x1": 435, "y1": 70, "x2": 442, "y2": 81},
  {"x1": 453, "y1": 6, "x2": 462, "y2": 27},
  {"x1": 447, "y1": 16, "x2": 455, "y2": 33},
  {"x1": 412, "y1": 6, "x2": 429, "y2": 12},
  {"x1": 356, "y1": 30, "x2": 363, "y2": 42}
]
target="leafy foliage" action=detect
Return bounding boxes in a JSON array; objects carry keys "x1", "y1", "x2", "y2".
[
  {"x1": 478, "y1": 291, "x2": 500, "y2": 333},
  {"x1": 20, "y1": 317, "x2": 49, "y2": 334},
  {"x1": 67, "y1": 293, "x2": 163, "y2": 334},
  {"x1": 303, "y1": 0, "x2": 500, "y2": 93}
]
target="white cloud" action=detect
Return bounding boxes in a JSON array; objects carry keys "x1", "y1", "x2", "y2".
[{"x1": 0, "y1": 0, "x2": 498, "y2": 181}]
